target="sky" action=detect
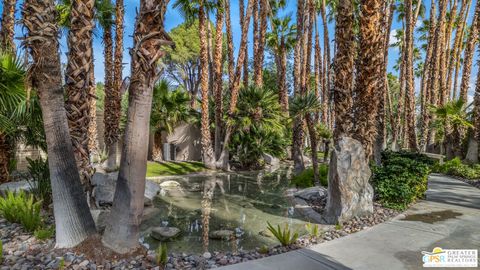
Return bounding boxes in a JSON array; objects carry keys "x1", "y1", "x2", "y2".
[{"x1": 2, "y1": 0, "x2": 479, "y2": 102}]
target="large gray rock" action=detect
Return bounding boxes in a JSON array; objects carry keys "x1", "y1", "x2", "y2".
[
  {"x1": 92, "y1": 172, "x2": 161, "y2": 206},
  {"x1": 209, "y1": 230, "x2": 234, "y2": 240},
  {"x1": 91, "y1": 209, "x2": 110, "y2": 232},
  {"x1": 324, "y1": 137, "x2": 373, "y2": 224},
  {"x1": 0, "y1": 180, "x2": 32, "y2": 196},
  {"x1": 151, "y1": 227, "x2": 181, "y2": 241},
  {"x1": 294, "y1": 186, "x2": 328, "y2": 201}
]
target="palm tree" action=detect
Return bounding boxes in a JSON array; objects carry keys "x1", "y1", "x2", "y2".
[
  {"x1": 290, "y1": 93, "x2": 322, "y2": 184},
  {"x1": 352, "y1": 0, "x2": 384, "y2": 160},
  {"x1": 102, "y1": 0, "x2": 173, "y2": 253},
  {"x1": 431, "y1": 100, "x2": 472, "y2": 159},
  {"x1": 404, "y1": 0, "x2": 418, "y2": 151},
  {"x1": 0, "y1": 0, "x2": 17, "y2": 51},
  {"x1": 459, "y1": 1, "x2": 480, "y2": 103},
  {"x1": 239, "y1": 0, "x2": 249, "y2": 88},
  {"x1": 96, "y1": 0, "x2": 116, "y2": 169},
  {"x1": 213, "y1": 0, "x2": 225, "y2": 159},
  {"x1": 253, "y1": 0, "x2": 268, "y2": 87},
  {"x1": 332, "y1": 0, "x2": 354, "y2": 141},
  {"x1": 469, "y1": 62, "x2": 480, "y2": 163},
  {"x1": 225, "y1": 0, "x2": 234, "y2": 86},
  {"x1": 150, "y1": 80, "x2": 195, "y2": 160},
  {"x1": 22, "y1": 0, "x2": 96, "y2": 248},
  {"x1": 0, "y1": 51, "x2": 25, "y2": 183},
  {"x1": 64, "y1": 0, "x2": 95, "y2": 199},
  {"x1": 266, "y1": 15, "x2": 296, "y2": 113}
]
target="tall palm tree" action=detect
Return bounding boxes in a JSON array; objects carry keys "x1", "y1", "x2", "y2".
[
  {"x1": 225, "y1": 0, "x2": 234, "y2": 88},
  {"x1": 253, "y1": 0, "x2": 267, "y2": 87},
  {"x1": 105, "y1": 0, "x2": 125, "y2": 168},
  {"x1": 22, "y1": 0, "x2": 96, "y2": 248},
  {"x1": 404, "y1": 0, "x2": 418, "y2": 150},
  {"x1": 266, "y1": 16, "x2": 296, "y2": 113},
  {"x1": 96, "y1": 0, "x2": 116, "y2": 169},
  {"x1": 332, "y1": 0, "x2": 354, "y2": 141},
  {"x1": 213, "y1": 0, "x2": 224, "y2": 159},
  {"x1": 459, "y1": 1, "x2": 480, "y2": 103},
  {"x1": 469, "y1": 60, "x2": 480, "y2": 163},
  {"x1": 0, "y1": 0, "x2": 17, "y2": 51},
  {"x1": 102, "y1": 0, "x2": 173, "y2": 253},
  {"x1": 239, "y1": 0, "x2": 249, "y2": 88},
  {"x1": 64, "y1": 0, "x2": 95, "y2": 199},
  {"x1": 353, "y1": 0, "x2": 384, "y2": 160}
]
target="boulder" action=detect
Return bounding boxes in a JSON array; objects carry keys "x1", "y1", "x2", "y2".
[
  {"x1": 0, "y1": 180, "x2": 32, "y2": 196},
  {"x1": 91, "y1": 209, "x2": 110, "y2": 233},
  {"x1": 151, "y1": 227, "x2": 181, "y2": 241},
  {"x1": 92, "y1": 172, "x2": 161, "y2": 206},
  {"x1": 263, "y1": 153, "x2": 280, "y2": 167},
  {"x1": 294, "y1": 186, "x2": 328, "y2": 201},
  {"x1": 159, "y1": 180, "x2": 181, "y2": 188},
  {"x1": 209, "y1": 230, "x2": 234, "y2": 240},
  {"x1": 324, "y1": 137, "x2": 374, "y2": 224}
]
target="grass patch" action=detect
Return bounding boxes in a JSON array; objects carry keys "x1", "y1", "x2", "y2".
[
  {"x1": 146, "y1": 161, "x2": 206, "y2": 177},
  {"x1": 291, "y1": 165, "x2": 329, "y2": 188}
]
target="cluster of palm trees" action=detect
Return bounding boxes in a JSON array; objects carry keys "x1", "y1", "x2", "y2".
[{"x1": 1, "y1": 0, "x2": 480, "y2": 256}]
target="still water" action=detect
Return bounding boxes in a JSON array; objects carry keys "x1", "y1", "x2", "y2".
[{"x1": 140, "y1": 167, "x2": 309, "y2": 254}]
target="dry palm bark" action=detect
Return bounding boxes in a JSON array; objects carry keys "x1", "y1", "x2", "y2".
[
  {"x1": 0, "y1": 0, "x2": 17, "y2": 50},
  {"x1": 333, "y1": 0, "x2": 355, "y2": 142},
  {"x1": 104, "y1": 0, "x2": 124, "y2": 168},
  {"x1": 441, "y1": 0, "x2": 458, "y2": 103},
  {"x1": 88, "y1": 50, "x2": 99, "y2": 157},
  {"x1": 292, "y1": 0, "x2": 306, "y2": 173},
  {"x1": 199, "y1": 1, "x2": 216, "y2": 169},
  {"x1": 353, "y1": 0, "x2": 384, "y2": 160},
  {"x1": 216, "y1": 0, "x2": 254, "y2": 170},
  {"x1": 253, "y1": 0, "x2": 267, "y2": 86},
  {"x1": 404, "y1": 0, "x2": 418, "y2": 151},
  {"x1": 314, "y1": 16, "x2": 322, "y2": 121},
  {"x1": 22, "y1": 0, "x2": 96, "y2": 248},
  {"x1": 459, "y1": 1, "x2": 480, "y2": 103},
  {"x1": 102, "y1": 0, "x2": 172, "y2": 253},
  {"x1": 426, "y1": 0, "x2": 448, "y2": 149},
  {"x1": 0, "y1": 136, "x2": 11, "y2": 183},
  {"x1": 225, "y1": 0, "x2": 234, "y2": 87},
  {"x1": 320, "y1": 0, "x2": 331, "y2": 127},
  {"x1": 65, "y1": 0, "x2": 95, "y2": 199},
  {"x1": 239, "y1": 0, "x2": 249, "y2": 88},
  {"x1": 102, "y1": 12, "x2": 115, "y2": 166},
  {"x1": 471, "y1": 58, "x2": 480, "y2": 162},
  {"x1": 419, "y1": 0, "x2": 437, "y2": 151},
  {"x1": 213, "y1": 2, "x2": 224, "y2": 159}
]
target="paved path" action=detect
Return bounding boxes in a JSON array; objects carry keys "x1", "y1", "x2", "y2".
[{"x1": 219, "y1": 175, "x2": 480, "y2": 270}]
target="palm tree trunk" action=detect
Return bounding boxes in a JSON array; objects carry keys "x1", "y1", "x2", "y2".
[
  {"x1": 353, "y1": 0, "x2": 384, "y2": 160},
  {"x1": 0, "y1": 134, "x2": 11, "y2": 183},
  {"x1": 102, "y1": 0, "x2": 172, "y2": 253},
  {"x1": 88, "y1": 46, "x2": 99, "y2": 158},
  {"x1": 404, "y1": 0, "x2": 418, "y2": 151},
  {"x1": 225, "y1": 0, "x2": 234, "y2": 88},
  {"x1": 199, "y1": 2, "x2": 216, "y2": 169},
  {"x1": 459, "y1": 1, "x2": 480, "y2": 103},
  {"x1": 469, "y1": 58, "x2": 480, "y2": 163},
  {"x1": 216, "y1": 0, "x2": 254, "y2": 170},
  {"x1": 252, "y1": 0, "x2": 260, "y2": 85},
  {"x1": 152, "y1": 131, "x2": 163, "y2": 161},
  {"x1": 22, "y1": 0, "x2": 96, "y2": 248},
  {"x1": 332, "y1": 0, "x2": 355, "y2": 142},
  {"x1": 239, "y1": 0, "x2": 249, "y2": 88},
  {"x1": 105, "y1": 0, "x2": 124, "y2": 168},
  {"x1": 65, "y1": 0, "x2": 95, "y2": 199},
  {"x1": 320, "y1": 0, "x2": 331, "y2": 127},
  {"x1": 253, "y1": 0, "x2": 267, "y2": 87},
  {"x1": 279, "y1": 44, "x2": 289, "y2": 113},
  {"x1": 314, "y1": 18, "x2": 321, "y2": 122},
  {"x1": 213, "y1": 3, "x2": 224, "y2": 159},
  {"x1": 0, "y1": 0, "x2": 17, "y2": 51}
]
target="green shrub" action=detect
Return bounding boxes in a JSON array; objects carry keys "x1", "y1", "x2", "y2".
[
  {"x1": 0, "y1": 240, "x2": 3, "y2": 264},
  {"x1": 433, "y1": 158, "x2": 480, "y2": 179},
  {"x1": 155, "y1": 243, "x2": 168, "y2": 266},
  {"x1": 25, "y1": 157, "x2": 51, "y2": 206},
  {"x1": 34, "y1": 226, "x2": 55, "y2": 240},
  {"x1": 266, "y1": 222, "x2": 298, "y2": 246},
  {"x1": 305, "y1": 223, "x2": 320, "y2": 238},
  {"x1": 372, "y1": 151, "x2": 433, "y2": 210},
  {"x1": 291, "y1": 165, "x2": 328, "y2": 188},
  {"x1": 0, "y1": 191, "x2": 43, "y2": 232},
  {"x1": 258, "y1": 245, "x2": 269, "y2": 254}
]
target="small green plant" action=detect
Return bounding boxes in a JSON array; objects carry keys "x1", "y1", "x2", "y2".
[
  {"x1": 0, "y1": 191, "x2": 43, "y2": 232},
  {"x1": 266, "y1": 222, "x2": 299, "y2": 246},
  {"x1": 58, "y1": 257, "x2": 65, "y2": 270},
  {"x1": 25, "y1": 157, "x2": 51, "y2": 206},
  {"x1": 34, "y1": 226, "x2": 55, "y2": 240},
  {"x1": 291, "y1": 165, "x2": 329, "y2": 188},
  {"x1": 433, "y1": 158, "x2": 480, "y2": 179},
  {"x1": 258, "y1": 245, "x2": 269, "y2": 254},
  {"x1": 0, "y1": 240, "x2": 3, "y2": 264},
  {"x1": 335, "y1": 223, "x2": 343, "y2": 230},
  {"x1": 155, "y1": 243, "x2": 168, "y2": 266},
  {"x1": 305, "y1": 223, "x2": 320, "y2": 238}
]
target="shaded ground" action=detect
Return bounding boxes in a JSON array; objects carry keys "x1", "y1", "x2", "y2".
[{"x1": 218, "y1": 175, "x2": 480, "y2": 270}]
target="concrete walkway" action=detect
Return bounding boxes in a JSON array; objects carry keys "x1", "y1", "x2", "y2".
[{"x1": 219, "y1": 175, "x2": 480, "y2": 270}]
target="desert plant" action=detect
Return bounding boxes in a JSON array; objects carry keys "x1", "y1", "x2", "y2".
[
  {"x1": 0, "y1": 191, "x2": 43, "y2": 232},
  {"x1": 25, "y1": 157, "x2": 51, "y2": 206},
  {"x1": 258, "y1": 245, "x2": 269, "y2": 254},
  {"x1": 305, "y1": 223, "x2": 320, "y2": 238},
  {"x1": 155, "y1": 243, "x2": 168, "y2": 266},
  {"x1": 266, "y1": 222, "x2": 298, "y2": 246}
]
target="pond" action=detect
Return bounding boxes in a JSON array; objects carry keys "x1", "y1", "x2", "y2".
[{"x1": 140, "y1": 166, "x2": 310, "y2": 254}]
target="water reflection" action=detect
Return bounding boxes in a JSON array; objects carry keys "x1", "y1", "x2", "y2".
[{"x1": 141, "y1": 167, "x2": 308, "y2": 253}]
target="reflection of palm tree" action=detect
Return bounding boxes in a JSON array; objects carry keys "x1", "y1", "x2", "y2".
[{"x1": 201, "y1": 178, "x2": 216, "y2": 251}]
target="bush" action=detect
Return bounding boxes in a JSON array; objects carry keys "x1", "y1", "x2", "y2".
[
  {"x1": 433, "y1": 158, "x2": 480, "y2": 179},
  {"x1": 266, "y1": 222, "x2": 299, "y2": 246},
  {"x1": 0, "y1": 191, "x2": 43, "y2": 232},
  {"x1": 291, "y1": 165, "x2": 328, "y2": 188},
  {"x1": 34, "y1": 226, "x2": 55, "y2": 241},
  {"x1": 372, "y1": 151, "x2": 433, "y2": 210},
  {"x1": 155, "y1": 243, "x2": 168, "y2": 266},
  {"x1": 24, "y1": 157, "x2": 51, "y2": 206}
]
